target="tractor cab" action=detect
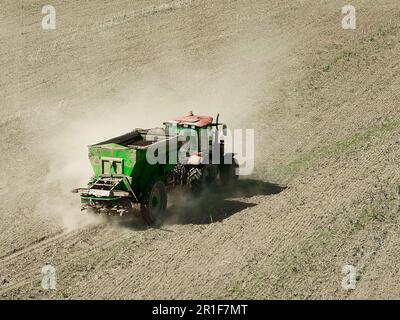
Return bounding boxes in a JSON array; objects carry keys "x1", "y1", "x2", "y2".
[{"x1": 164, "y1": 112, "x2": 227, "y2": 148}]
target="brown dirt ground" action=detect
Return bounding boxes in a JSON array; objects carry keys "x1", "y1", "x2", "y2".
[{"x1": 1, "y1": 0, "x2": 400, "y2": 299}]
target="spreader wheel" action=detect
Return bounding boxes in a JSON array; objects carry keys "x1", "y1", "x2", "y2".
[{"x1": 140, "y1": 181, "x2": 167, "y2": 226}]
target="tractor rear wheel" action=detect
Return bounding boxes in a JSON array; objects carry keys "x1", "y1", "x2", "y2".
[
  {"x1": 186, "y1": 167, "x2": 204, "y2": 194},
  {"x1": 140, "y1": 181, "x2": 167, "y2": 225}
]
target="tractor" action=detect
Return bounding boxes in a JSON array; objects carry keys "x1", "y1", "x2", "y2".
[{"x1": 72, "y1": 113, "x2": 238, "y2": 225}]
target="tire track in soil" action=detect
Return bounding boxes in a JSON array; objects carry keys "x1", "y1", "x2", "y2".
[
  {"x1": 0, "y1": 217, "x2": 167, "y2": 297},
  {"x1": 0, "y1": 224, "x2": 112, "y2": 295}
]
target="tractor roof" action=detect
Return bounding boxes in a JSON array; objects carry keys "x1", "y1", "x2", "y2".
[{"x1": 169, "y1": 115, "x2": 213, "y2": 128}]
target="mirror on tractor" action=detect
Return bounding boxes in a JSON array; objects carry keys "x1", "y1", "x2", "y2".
[{"x1": 222, "y1": 124, "x2": 228, "y2": 135}]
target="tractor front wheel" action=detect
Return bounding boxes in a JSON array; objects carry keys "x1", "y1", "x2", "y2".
[
  {"x1": 140, "y1": 181, "x2": 167, "y2": 225},
  {"x1": 220, "y1": 158, "x2": 239, "y2": 185}
]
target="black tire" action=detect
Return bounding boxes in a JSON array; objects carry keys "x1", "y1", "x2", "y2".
[
  {"x1": 203, "y1": 165, "x2": 218, "y2": 184},
  {"x1": 140, "y1": 181, "x2": 167, "y2": 225},
  {"x1": 171, "y1": 164, "x2": 187, "y2": 186},
  {"x1": 220, "y1": 158, "x2": 239, "y2": 185},
  {"x1": 186, "y1": 167, "x2": 204, "y2": 193}
]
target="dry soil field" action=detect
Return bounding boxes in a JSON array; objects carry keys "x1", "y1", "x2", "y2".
[{"x1": 1, "y1": 0, "x2": 400, "y2": 299}]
